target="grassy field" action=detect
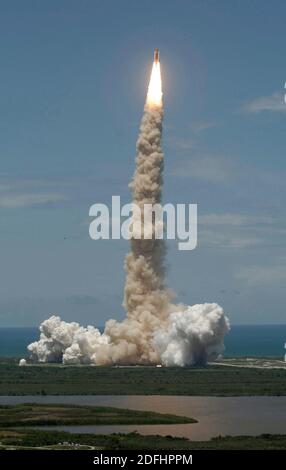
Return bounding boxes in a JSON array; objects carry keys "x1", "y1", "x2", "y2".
[
  {"x1": 0, "y1": 403, "x2": 196, "y2": 427},
  {"x1": 0, "y1": 358, "x2": 285, "y2": 395},
  {"x1": 0, "y1": 428, "x2": 286, "y2": 450}
]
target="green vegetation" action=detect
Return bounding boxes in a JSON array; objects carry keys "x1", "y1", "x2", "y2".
[
  {"x1": 0, "y1": 428, "x2": 286, "y2": 450},
  {"x1": 0, "y1": 400, "x2": 284, "y2": 450},
  {"x1": 0, "y1": 403, "x2": 196, "y2": 427},
  {"x1": 0, "y1": 358, "x2": 285, "y2": 395}
]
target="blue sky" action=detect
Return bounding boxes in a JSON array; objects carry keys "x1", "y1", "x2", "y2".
[{"x1": 0, "y1": 0, "x2": 285, "y2": 326}]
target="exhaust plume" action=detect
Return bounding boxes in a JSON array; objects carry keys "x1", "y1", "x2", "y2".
[
  {"x1": 103, "y1": 60, "x2": 170, "y2": 364},
  {"x1": 26, "y1": 51, "x2": 230, "y2": 367}
]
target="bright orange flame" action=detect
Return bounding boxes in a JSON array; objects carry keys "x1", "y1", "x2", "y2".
[{"x1": 146, "y1": 61, "x2": 162, "y2": 108}]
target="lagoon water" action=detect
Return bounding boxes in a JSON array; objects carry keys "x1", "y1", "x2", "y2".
[
  {"x1": 0, "y1": 324, "x2": 286, "y2": 358},
  {"x1": 1, "y1": 395, "x2": 285, "y2": 440}
]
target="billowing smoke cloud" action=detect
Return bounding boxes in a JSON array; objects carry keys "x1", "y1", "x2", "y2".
[
  {"x1": 154, "y1": 303, "x2": 230, "y2": 367},
  {"x1": 26, "y1": 60, "x2": 230, "y2": 367},
  {"x1": 28, "y1": 316, "x2": 109, "y2": 364}
]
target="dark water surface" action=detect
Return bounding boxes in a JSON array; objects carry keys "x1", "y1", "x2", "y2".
[{"x1": 1, "y1": 395, "x2": 285, "y2": 440}]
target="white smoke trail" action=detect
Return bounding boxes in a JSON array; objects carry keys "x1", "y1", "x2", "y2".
[{"x1": 25, "y1": 56, "x2": 230, "y2": 367}]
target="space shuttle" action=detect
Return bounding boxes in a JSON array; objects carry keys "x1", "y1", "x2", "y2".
[{"x1": 154, "y1": 48, "x2": 159, "y2": 63}]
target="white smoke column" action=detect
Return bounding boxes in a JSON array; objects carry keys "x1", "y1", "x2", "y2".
[{"x1": 26, "y1": 53, "x2": 230, "y2": 366}]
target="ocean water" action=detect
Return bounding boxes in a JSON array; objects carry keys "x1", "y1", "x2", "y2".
[
  {"x1": 0, "y1": 328, "x2": 38, "y2": 357},
  {"x1": 224, "y1": 324, "x2": 286, "y2": 358},
  {"x1": 0, "y1": 325, "x2": 285, "y2": 358}
]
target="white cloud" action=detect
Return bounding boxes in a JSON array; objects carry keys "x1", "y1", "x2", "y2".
[
  {"x1": 168, "y1": 137, "x2": 194, "y2": 151},
  {"x1": 242, "y1": 92, "x2": 286, "y2": 114},
  {"x1": 198, "y1": 213, "x2": 284, "y2": 249},
  {"x1": 236, "y1": 264, "x2": 286, "y2": 286},
  {"x1": 0, "y1": 193, "x2": 66, "y2": 208},
  {"x1": 199, "y1": 230, "x2": 262, "y2": 249},
  {"x1": 0, "y1": 184, "x2": 11, "y2": 191},
  {"x1": 172, "y1": 156, "x2": 232, "y2": 183},
  {"x1": 190, "y1": 121, "x2": 218, "y2": 133},
  {"x1": 199, "y1": 213, "x2": 275, "y2": 226}
]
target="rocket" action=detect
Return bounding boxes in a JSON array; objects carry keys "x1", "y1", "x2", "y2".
[{"x1": 154, "y1": 48, "x2": 159, "y2": 63}]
